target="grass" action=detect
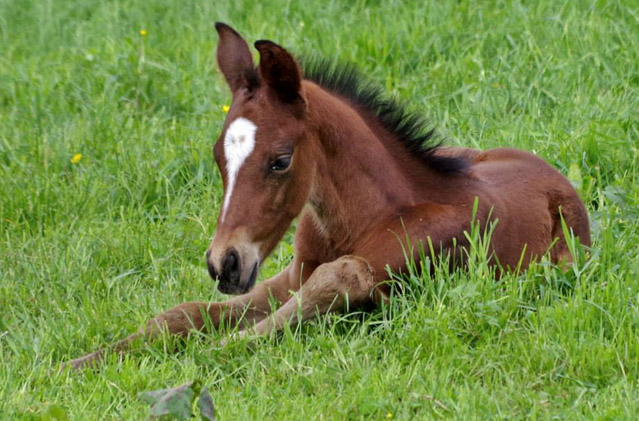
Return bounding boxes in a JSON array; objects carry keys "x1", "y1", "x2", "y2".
[{"x1": 1, "y1": 0, "x2": 638, "y2": 418}]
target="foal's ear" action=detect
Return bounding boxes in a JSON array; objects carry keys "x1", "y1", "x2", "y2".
[
  {"x1": 254, "y1": 40, "x2": 304, "y2": 104},
  {"x1": 215, "y1": 22, "x2": 257, "y2": 93}
]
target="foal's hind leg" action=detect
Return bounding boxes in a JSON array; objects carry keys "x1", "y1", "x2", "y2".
[
  {"x1": 234, "y1": 256, "x2": 377, "y2": 339},
  {"x1": 62, "y1": 268, "x2": 293, "y2": 371}
]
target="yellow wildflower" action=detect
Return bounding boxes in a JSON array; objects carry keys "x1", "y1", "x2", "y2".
[
  {"x1": 139, "y1": 29, "x2": 148, "y2": 36},
  {"x1": 386, "y1": 412, "x2": 393, "y2": 418},
  {"x1": 222, "y1": 105, "x2": 230, "y2": 113},
  {"x1": 70, "y1": 153, "x2": 83, "y2": 164}
]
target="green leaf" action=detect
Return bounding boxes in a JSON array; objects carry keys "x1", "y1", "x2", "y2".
[
  {"x1": 198, "y1": 386, "x2": 215, "y2": 421},
  {"x1": 138, "y1": 382, "x2": 196, "y2": 419}
]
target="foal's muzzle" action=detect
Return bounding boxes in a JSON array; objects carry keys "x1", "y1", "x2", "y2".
[{"x1": 206, "y1": 247, "x2": 259, "y2": 295}]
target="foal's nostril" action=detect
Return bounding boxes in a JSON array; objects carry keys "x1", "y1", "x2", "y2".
[
  {"x1": 221, "y1": 249, "x2": 241, "y2": 284},
  {"x1": 227, "y1": 250, "x2": 238, "y2": 271}
]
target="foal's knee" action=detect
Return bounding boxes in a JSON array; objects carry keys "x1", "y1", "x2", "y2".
[{"x1": 310, "y1": 255, "x2": 375, "y2": 300}]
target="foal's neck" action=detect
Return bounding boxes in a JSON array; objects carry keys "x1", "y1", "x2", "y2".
[{"x1": 303, "y1": 82, "x2": 435, "y2": 251}]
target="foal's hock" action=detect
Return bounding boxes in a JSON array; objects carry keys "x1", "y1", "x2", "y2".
[{"x1": 63, "y1": 23, "x2": 590, "y2": 371}]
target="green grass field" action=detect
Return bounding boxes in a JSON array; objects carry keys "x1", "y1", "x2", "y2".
[{"x1": 1, "y1": 0, "x2": 639, "y2": 418}]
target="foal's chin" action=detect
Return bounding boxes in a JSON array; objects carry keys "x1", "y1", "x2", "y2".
[{"x1": 216, "y1": 262, "x2": 259, "y2": 295}]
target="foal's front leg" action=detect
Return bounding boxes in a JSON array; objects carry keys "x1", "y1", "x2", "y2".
[
  {"x1": 236, "y1": 255, "x2": 377, "y2": 339},
  {"x1": 63, "y1": 267, "x2": 293, "y2": 371}
]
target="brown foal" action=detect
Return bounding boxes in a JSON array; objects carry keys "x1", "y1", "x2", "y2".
[{"x1": 64, "y1": 23, "x2": 590, "y2": 370}]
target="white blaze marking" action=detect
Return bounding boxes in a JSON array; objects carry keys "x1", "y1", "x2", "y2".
[{"x1": 221, "y1": 117, "x2": 257, "y2": 222}]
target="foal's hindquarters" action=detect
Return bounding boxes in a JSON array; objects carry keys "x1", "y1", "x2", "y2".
[
  {"x1": 352, "y1": 146, "x2": 590, "y2": 280},
  {"x1": 450, "y1": 146, "x2": 590, "y2": 266}
]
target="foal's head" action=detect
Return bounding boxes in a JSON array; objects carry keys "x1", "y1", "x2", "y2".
[{"x1": 206, "y1": 23, "x2": 315, "y2": 294}]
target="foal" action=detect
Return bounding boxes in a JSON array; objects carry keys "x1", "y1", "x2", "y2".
[{"x1": 64, "y1": 23, "x2": 590, "y2": 370}]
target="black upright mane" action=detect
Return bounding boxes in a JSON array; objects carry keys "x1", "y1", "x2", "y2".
[{"x1": 300, "y1": 57, "x2": 468, "y2": 173}]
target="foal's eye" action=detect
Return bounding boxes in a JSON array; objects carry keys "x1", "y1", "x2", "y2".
[{"x1": 269, "y1": 155, "x2": 292, "y2": 172}]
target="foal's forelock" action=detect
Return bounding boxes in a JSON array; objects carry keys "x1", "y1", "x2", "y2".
[{"x1": 220, "y1": 117, "x2": 258, "y2": 222}]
